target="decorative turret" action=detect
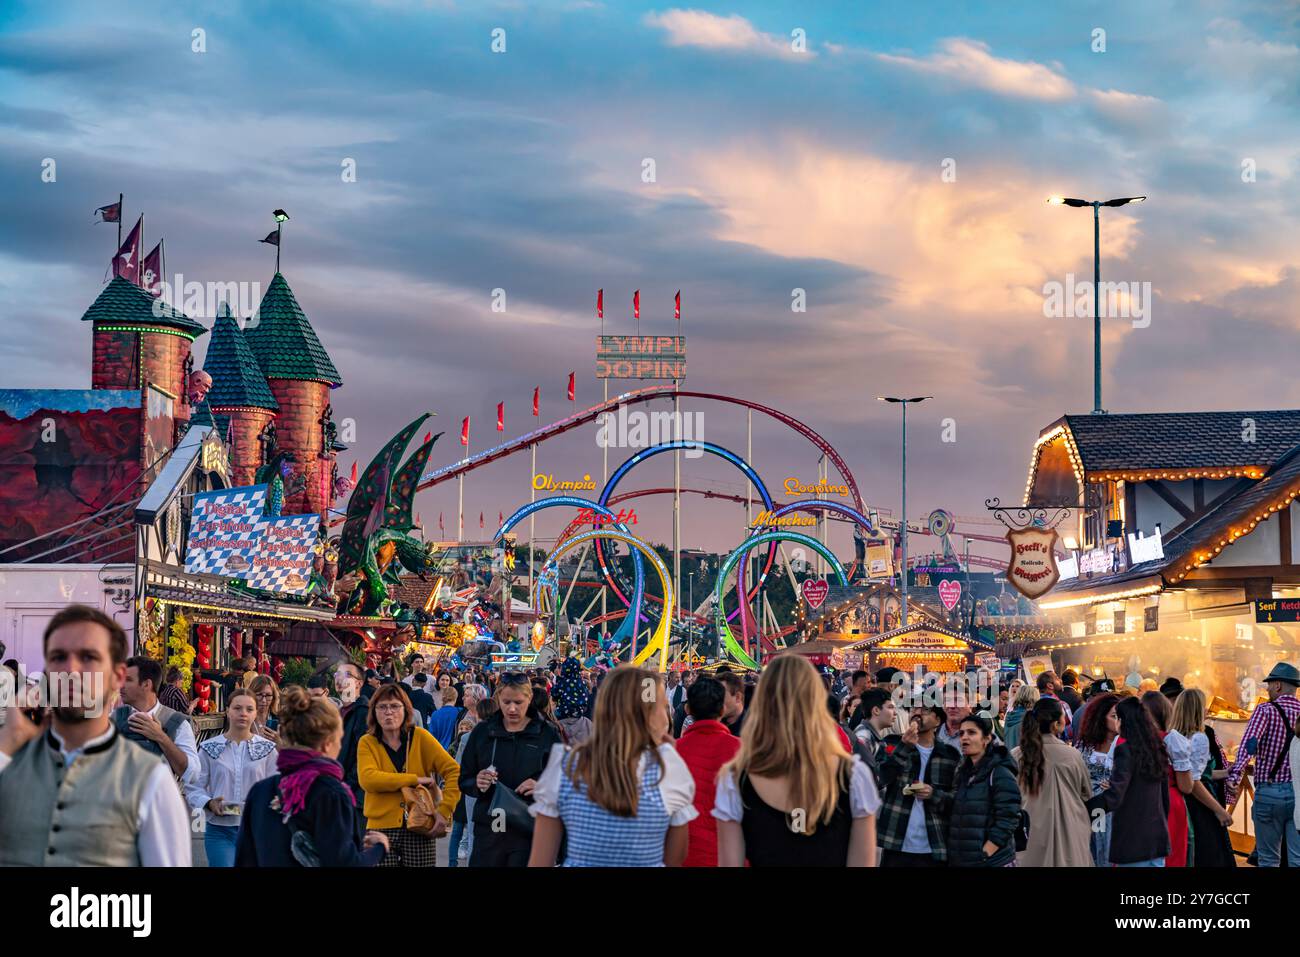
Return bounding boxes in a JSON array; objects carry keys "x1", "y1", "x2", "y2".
[
  {"x1": 243, "y1": 273, "x2": 342, "y2": 518},
  {"x1": 202, "y1": 303, "x2": 279, "y2": 486},
  {"x1": 82, "y1": 276, "x2": 208, "y2": 470}
]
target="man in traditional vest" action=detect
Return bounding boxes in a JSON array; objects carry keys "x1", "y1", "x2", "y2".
[
  {"x1": 116, "y1": 655, "x2": 200, "y2": 784},
  {"x1": 0, "y1": 604, "x2": 191, "y2": 865}
]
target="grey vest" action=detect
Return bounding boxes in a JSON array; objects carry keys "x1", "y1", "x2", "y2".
[
  {"x1": 0, "y1": 728, "x2": 158, "y2": 866},
  {"x1": 112, "y1": 702, "x2": 189, "y2": 757}
]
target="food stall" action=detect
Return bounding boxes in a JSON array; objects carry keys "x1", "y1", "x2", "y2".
[{"x1": 848, "y1": 622, "x2": 995, "y2": 675}]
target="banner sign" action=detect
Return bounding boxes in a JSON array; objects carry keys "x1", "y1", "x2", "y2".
[
  {"x1": 802, "y1": 579, "x2": 829, "y2": 610},
  {"x1": 596, "y1": 335, "x2": 686, "y2": 380},
  {"x1": 185, "y1": 485, "x2": 319, "y2": 595},
  {"x1": 1256, "y1": 599, "x2": 1300, "y2": 623},
  {"x1": 938, "y1": 579, "x2": 962, "y2": 611}
]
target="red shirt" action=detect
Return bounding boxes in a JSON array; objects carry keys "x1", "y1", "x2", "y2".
[{"x1": 674, "y1": 719, "x2": 742, "y2": 867}]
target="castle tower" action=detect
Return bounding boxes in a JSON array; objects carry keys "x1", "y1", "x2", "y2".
[
  {"x1": 82, "y1": 276, "x2": 208, "y2": 471},
  {"x1": 243, "y1": 273, "x2": 343, "y2": 518},
  {"x1": 202, "y1": 303, "x2": 279, "y2": 486}
]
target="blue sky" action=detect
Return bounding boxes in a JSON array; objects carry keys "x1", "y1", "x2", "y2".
[{"x1": 2, "y1": 0, "x2": 1298, "y2": 559}]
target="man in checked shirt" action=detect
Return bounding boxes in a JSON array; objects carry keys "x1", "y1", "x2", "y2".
[{"x1": 1226, "y1": 662, "x2": 1300, "y2": 867}]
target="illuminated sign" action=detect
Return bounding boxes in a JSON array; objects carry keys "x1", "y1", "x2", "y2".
[
  {"x1": 1079, "y1": 547, "x2": 1115, "y2": 575},
  {"x1": 596, "y1": 335, "x2": 686, "y2": 380},
  {"x1": 755, "y1": 510, "x2": 817, "y2": 527},
  {"x1": 783, "y1": 478, "x2": 850, "y2": 496},
  {"x1": 1127, "y1": 529, "x2": 1164, "y2": 564},
  {"x1": 533, "y1": 473, "x2": 598, "y2": 492}
]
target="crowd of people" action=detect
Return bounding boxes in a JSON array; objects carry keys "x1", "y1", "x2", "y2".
[{"x1": 2, "y1": 603, "x2": 1299, "y2": 869}]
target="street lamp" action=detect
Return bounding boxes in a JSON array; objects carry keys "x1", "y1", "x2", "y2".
[
  {"x1": 877, "y1": 396, "x2": 932, "y2": 627},
  {"x1": 1047, "y1": 195, "x2": 1146, "y2": 414}
]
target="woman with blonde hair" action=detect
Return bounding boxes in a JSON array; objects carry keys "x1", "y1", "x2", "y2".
[
  {"x1": 529, "y1": 666, "x2": 697, "y2": 866},
  {"x1": 235, "y1": 685, "x2": 389, "y2": 866},
  {"x1": 1169, "y1": 688, "x2": 1236, "y2": 867},
  {"x1": 1002, "y1": 683, "x2": 1040, "y2": 751},
  {"x1": 714, "y1": 655, "x2": 879, "y2": 867},
  {"x1": 357, "y1": 683, "x2": 461, "y2": 867},
  {"x1": 248, "y1": 674, "x2": 280, "y2": 745}
]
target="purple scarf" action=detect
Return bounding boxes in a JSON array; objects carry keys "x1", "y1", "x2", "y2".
[{"x1": 277, "y1": 748, "x2": 349, "y2": 818}]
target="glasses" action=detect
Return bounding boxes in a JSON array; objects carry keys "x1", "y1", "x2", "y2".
[
  {"x1": 499, "y1": 672, "x2": 529, "y2": 686},
  {"x1": 254, "y1": 692, "x2": 275, "y2": 700}
]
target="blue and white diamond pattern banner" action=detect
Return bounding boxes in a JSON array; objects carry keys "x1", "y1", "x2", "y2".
[
  {"x1": 246, "y1": 514, "x2": 319, "y2": 595},
  {"x1": 185, "y1": 485, "x2": 268, "y2": 578}
]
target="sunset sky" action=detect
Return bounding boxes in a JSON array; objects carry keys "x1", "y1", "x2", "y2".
[{"x1": 3, "y1": 0, "x2": 1298, "y2": 561}]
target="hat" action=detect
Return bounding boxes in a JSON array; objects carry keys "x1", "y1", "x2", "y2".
[
  {"x1": 1159, "y1": 677, "x2": 1184, "y2": 698},
  {"x1": 1264, "y1": 662, "x2": 1300, "y2": 687}
]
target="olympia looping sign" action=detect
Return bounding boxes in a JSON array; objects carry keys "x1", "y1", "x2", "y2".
[{"x1": 596, "y1": 335, "x2": 686, "y2": 380}]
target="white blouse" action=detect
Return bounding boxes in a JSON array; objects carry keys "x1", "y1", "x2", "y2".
[
  {"x1": 531, "y1": 742, "x2": 699, "y2": 826},
  {"x1": 184, "y1": 733, "x2": 278, "y2": 827},
  {"x1": 712, "y1": 755, "x2": 881, "y2": 822},
  {"x1": 1165, "y1": 730, "x2": 1211, "y2": 779}
]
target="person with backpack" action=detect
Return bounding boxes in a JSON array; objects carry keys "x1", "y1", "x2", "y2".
[
  {"x1": 236, "y1": 685, "x2": 388, "y2": 867},
  {"x1": 1227, "y1": 662, "x2": 1300, "y2": 866},
  {"x1": 948, "y1": 713, "x2": 1021, "y2": 867}
]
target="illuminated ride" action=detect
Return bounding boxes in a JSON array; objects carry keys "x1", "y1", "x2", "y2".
[
  {"x1": 494, "y1": 496, "x2": 644, "y2": 649},
  {"x1": 714, "y1": 531, "x2": 848, "y2": 669},
  {"x1": 538, "y1": 528, "x2": 675, "y2": 671}
]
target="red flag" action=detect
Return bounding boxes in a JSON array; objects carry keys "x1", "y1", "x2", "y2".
[
  {"x1": 596, "y1": 288, "x2": 603, "y2": 320},
  {"x1": 423, "y1": 431, "x2": 431, "y2": 444},
  {"x1": 460, "y1": 417, "x2": 470, "y2": 446},
  {"x1": 532, "y1": 387, "x2": 539, "y2": 417},
  {"x1": 674, "y1": 290, "x2": 681, "y2": 320},
  {"x1": 94, "y1": 200, "x2": 121, "y2": 224},
  {"x1": 439, "y1": 512, "x2": 444, "y2": 533},
  {"x1": 416, "y1": 512, "x2": 422, "y2": 528},
  {"x1": 113, "y1": 216, "x2": 142, "y2": 283},
  {"x1": 349, "y1": 461, "x2": 357, "y2": 482},
  {"x1": 633, "y1": 290, "x2": 640, "y2": 320},
  {"x1": 498, "y1": 511, "x2": 504, "y2": 526},
  {"x1": 141, "y1": 242, "x2": 163, "y2": 297},
  {"x1": 479, "y1": 512, "x2": 485, "y2": 530},
  {"x1": 567, "y1": 372, "x2": 575, "y2": 402},
  {"x1": 496, "y1": 402, "x2": 505, "y2": 431}
]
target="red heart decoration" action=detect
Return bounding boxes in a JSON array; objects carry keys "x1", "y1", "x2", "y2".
[
  {"x1": 938, "y1": 579, "x2": 962, "y2": 611},
  {"x1": 802, "y1": 579, "x2": 829, "y2": 610}
]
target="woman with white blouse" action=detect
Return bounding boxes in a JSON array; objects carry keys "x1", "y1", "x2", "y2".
[
  {"x1": 528, "y1": 667, "x2": 697, "y2": 867},
  {"x1": 715, "y1": 655, "x2": 879, "y2": 867},
  {"x1": 1168, "y1": 689, "x2": 1235, "y2": 867},
  {"x1": 185, "y1": 687, "x2": 278, "y2": 867}
]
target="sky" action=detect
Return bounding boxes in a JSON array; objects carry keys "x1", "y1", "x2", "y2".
[{"x1": 2, "y1": 0, "x2": 1299, "y2": 564}]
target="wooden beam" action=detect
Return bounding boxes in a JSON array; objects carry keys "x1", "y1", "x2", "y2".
[
  {"x1": 1281, "y1": 505, "x2": 1293, "y2": 566},
  {"x1": 1125, "y1": 482, "x2": 1138, "y2": 535},
  {"x1": 1148, "y1": 480, "x2": 1194, "y2": 520},
  {"x1": 1193, "y1": 479, "x2": 1205, "y2": 512},
  {"x1": 1164, "y1": 476, "x2": 1257, "y2": 540},
  {"x1": 1184, "y1": 565, "x2": 1300, "y2": 583}
]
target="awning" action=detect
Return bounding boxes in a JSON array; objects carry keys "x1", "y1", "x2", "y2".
[{"x1": 1037, "y1": 574, "x2": 1164, "y2": 611}]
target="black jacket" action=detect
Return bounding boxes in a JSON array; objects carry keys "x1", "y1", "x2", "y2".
[
  {"x1": 235, "y1": 773, "x2": 384, "y2": 867},
  {"x1": 1086, "y1": 741, "x2": 1171, "y2": 864},
  {"x1": 457, "y1": 712, "x2": 562, "y2": 827},
  {"x1": 948, "y1": 745, "x2": 1021, "y2": 867},
  {"x1": 405, "y1": 687, "x2": 436, "y2": 725},
  {"x1": 337, "y1": 684, "x2": 374, "y2": 804}
]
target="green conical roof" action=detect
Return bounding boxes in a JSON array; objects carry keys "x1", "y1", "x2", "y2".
[
  {"x1": 243, "y1": 273, "x2": 342, "y2": 386},
  {"x1": 186, "y1": 397, "x2": 229, "y2": 439},
  {"x1": 80, "y1": 276, "x2": 207, "y2": 337},
  {"x1": 204, "y1": 303, "x2": 279, "y2": 411}
]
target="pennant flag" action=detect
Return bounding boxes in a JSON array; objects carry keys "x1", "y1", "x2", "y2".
[
  {"x1": 567, "y1": 372, "x2": 575, "y2": 402},
  {"x1": 479, "y1": 511, "x2": 485, "y2": 530},
  {"x1": 674, "y1": 290, "x2": 681, "y2": 320},
  {"x1": 596, "y1": 288, "x2": 603, "y2": 320},
  {"x1": 423, "y1": 431, "x2": 431, "y2": 444},
  {"x1": 141, "y1": 242, "x2": 163, "y2": 297},
  {"x1": 439, "y1": 512, "x2": 444, "y2": 533},
  {"x1": 94, "y1": 200, "x2": 122, "y2": 224},
  {"x1": 633, "y1": 289, "x2": 640, "y2": 320},
  {"x1": 113, "y1": 216, "x2": 143, "y2": 283},
  {"x1": 532, "y1": 387, "x2": 539, "y2": 417},
  {"x1": 259, "y1": 230, "x2": 280, "y2": 247},
  {"x1": 497, "y1": 402, "x2": 504, "y2": 431},
  {"x1": 498, "y1": 510, "x2": 503, "y2": 526},
  {"x1": 460, "y1": 417, "x2": 470, "y2": 446},
  {"x1": 349, "y1": 461, "x2": 358, "y2": 482}
]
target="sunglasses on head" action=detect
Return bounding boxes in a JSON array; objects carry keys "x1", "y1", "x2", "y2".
[{"x1": 500, "y1": 672, "x2": 529, "y2": 686}]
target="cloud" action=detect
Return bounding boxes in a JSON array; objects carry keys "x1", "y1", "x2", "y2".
[
  {"x1": 643, "y1": 9, "x2": 808, "y2": 59},
  {"x1": 873, "y1": 38, "x2": 1075, "y2": 101}
]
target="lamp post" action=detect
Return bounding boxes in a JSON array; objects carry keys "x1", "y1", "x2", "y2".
[
  {"x1": 878, "y1": 396, "x2": 932, "y2": 627},
  {"x1": 1047, "y1": 195, "x2": 1146, "y2": 414},
  {"x1": 687, "y1": 571, "x2": 695, "y2": 657}
]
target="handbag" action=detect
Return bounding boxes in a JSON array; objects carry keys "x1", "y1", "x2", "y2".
[
  {"x1": 486, "y1": 739, "x2": 536, "y2": 836},
  {"x1": 401, "y1": 784, "x2": 441, "y2": 835}
]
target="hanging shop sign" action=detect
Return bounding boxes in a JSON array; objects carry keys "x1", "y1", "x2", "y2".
[
  {"x1": 1127, "y1": 529, "x2": 1164, "y2": 565},
  {"x1": 1079, "y1": 547, "x2": 1115, "y2": 575},
  {"x1": 938, "y1": 579, "x2": 962, "y2": 611},
  {"x1": 1144, "y1": 604, "x2": 1159, "y2": 632},
  {"x1": 596, "y1": 335, "x2": 686, "y2": 379},
  {"x1": 1005, "y1": 526, "x2": 1061, "y2": 599},
  {"x1": 865, "y1": 541, "x2": 894, "y2": 578},
  {"x1": 801, "y1": 579, "x2": 830, "y2": 610},
  {"x1": 185, "y1": 484, "x2": 320, "y2": 595}
]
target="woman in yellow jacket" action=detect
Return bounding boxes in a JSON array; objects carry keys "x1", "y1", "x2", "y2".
[{"x1": 357, "y1": 683, "x2": 461, "y2": 867}]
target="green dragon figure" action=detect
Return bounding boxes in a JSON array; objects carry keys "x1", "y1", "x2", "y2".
[{"x1": 337, "y1": 414, "x2": 443, "y2": 617}]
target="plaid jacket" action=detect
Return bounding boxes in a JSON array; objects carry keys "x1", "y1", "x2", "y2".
[{"x1": 876, "y1": 739, "x2": 961, "y2": 861}]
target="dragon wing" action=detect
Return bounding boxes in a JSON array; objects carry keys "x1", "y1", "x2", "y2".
[
  {"x1": 385, "y1": 431, "x2": 442, "y2": 532},
  {"x1": 338, "y1": 413, "x2": 431, "y2": 576}
]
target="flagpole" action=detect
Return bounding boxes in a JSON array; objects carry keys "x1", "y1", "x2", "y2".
[
  {"x1": 458, "y1": 436, "x2": 467, "y2": 541},
  {"x1": 673, "y1": 295, "x2": 681, "y2": 671},
  {"x1": 138, "y1": 214, "x2": 144, "y2": 288},
  {"x1": 117, "y1": 194, "x2": 123, "y2": 250},
  {"x1": 276, "y1": 220, "x2": 282, "y2": 273},
  {"x1": 529, "y1": 440, "x2": 536, "y2": 602}
]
